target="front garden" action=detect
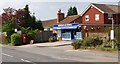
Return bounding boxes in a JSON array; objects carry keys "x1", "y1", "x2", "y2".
[{"x1": 71, "y1": 35, "x2": 119, "y2": 52}]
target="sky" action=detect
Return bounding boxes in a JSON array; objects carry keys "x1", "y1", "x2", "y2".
[{"x1": 0, "y1": 0, "x2": 119, "y2": 21}]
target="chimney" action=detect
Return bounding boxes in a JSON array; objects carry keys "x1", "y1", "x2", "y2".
[{"x1": 57, "y1": 9, "x2": 64, "y2": 23}]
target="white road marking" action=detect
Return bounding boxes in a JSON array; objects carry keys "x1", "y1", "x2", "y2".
[
  {"x1": 21, "y1": 59, "x2": 31, "y2": 62},
  {"x1": 2, "y1": 53, "x2": 13, "y2": 57}
]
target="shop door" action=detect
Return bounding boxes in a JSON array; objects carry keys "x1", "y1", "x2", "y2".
[{"x1": 76, "y1": 32, "x2": 82, "y2": 40}]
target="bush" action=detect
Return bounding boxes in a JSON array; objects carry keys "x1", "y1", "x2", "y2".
[
  {"x1": 49, "y1": 38, "x2": 54, "y2": 42},
  {"x1": 11, "y1": 33, "x2": 22, "y2": 46},
  {"x1": 82, "y1": 36, "x2": 102, "y2": 47},
  {"x1": 82, "y1": 36, "x2": 94, "y2": 46},
  {"x1": 20, "y1": 27, "x2": 38, "y2": 43},
  {"x1": 71, "y1": 39, "x2": 82, "y2": 50},
  {"x1": 103, "y1": 39, "x2": 118, "y2": 49},
  {"x1": 48, "y1": 36, "x2": 57, "y2": 42},
  {"x1": 96, "y1": 45, "x2": 117, "y2": 51}
]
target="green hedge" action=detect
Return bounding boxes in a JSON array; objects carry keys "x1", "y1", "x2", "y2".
[{"x1": 11, "y1": 33, "x2": 22, "y2": 46}]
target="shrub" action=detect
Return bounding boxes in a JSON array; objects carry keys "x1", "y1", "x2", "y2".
[
  {"x1": 82, "y1": 36, "x2": 94, "y2": 46},
  {"x1": 48, "y1": 36, "x2": 57, "y2": 42},
  {"x1": 92, "y1": 35, "x2": 103, "y2": 46},
  {"x1": 103, "y1": 39, "x2": 118, "y2": 49},
  {"x1": 114, "y1": 39, "x2": 118, "y2": 49},
  {"x1": 71, "y1": 39, "x2": 82, "y2": 50},
  {"x1": 20, "y1": 27, "x2": 38, "y2": 43},
  {"x1": 96, "y1": 45, "x2": 117, "y2": 51},
  {"x1": 49, "y1": 38, "x2": 54, "y2": 42},
  {"x1": 82, "y1": 36, "x2": 102, "y2": 47},
  {"x1": 11, "y1": 33, "x2": 22, "y2": 46}
]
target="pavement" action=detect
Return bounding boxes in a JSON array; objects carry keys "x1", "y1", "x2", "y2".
[{"x1": 17, "y1": 41, "x2": 72, "y2": 48}]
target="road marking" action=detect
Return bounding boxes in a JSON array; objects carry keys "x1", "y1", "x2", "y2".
[
  {"x1": 2, "y1": 53, "x2": 13, "y2": 57},
  {"x1": 65, "y1": 50, "x2": 79, "y2": 52},
  {"x1": 21, "y1": 59, "x2": 31, "y2": 62}
]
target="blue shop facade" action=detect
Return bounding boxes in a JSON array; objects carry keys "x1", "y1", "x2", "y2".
[{"x1": 53, "y1": 23, "x2": 82, "y2": 40}]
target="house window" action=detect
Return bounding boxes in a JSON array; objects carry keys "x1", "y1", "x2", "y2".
[
  {"x1": 85, "y1": 15, "x2": 89, "y2": 21},
  {"x1": 95, "y1": 14, "x2": 99, "y2": 21}
]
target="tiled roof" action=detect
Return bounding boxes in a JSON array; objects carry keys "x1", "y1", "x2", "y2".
[
  {"x1": 93, "y1": 3, "x2": 120, "y2": 14},
  {"x1": 42, "y1": 19, "x2": 57, "y2": 28},
  {"x1": 58, "y1": 15, "x2": 81, "y2": 24},
  {"x1": 42, "y1": 15, "x2": 81, "y2": 28}
]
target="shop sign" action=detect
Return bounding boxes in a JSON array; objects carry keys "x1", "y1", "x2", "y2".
[
  {"x1": 53, "y1": 23, "x2": 79, "y2": 30},
  {"x1": 58, "y1": 24, "x2": 72, "y2": 27}
]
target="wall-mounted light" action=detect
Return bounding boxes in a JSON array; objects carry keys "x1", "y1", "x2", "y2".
[
  {"x1": 97, "y1": 27, "x2": 100, "y2": 30},
  {"x1": 91, "y1": 27, "x2": 94, "y2": 30},
  {"x1": 14, "y1": 28, "x2": 17, "y2": 33},
  {"x1": 84, "y1": 26, "x2": 87, "y2": 29}
]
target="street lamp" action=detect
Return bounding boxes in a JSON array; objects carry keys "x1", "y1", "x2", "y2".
[{"x1": 108, "y1": 14, "x2": 114, "y2": 49}]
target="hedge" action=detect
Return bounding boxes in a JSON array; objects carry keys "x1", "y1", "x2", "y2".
[{"x1": 11, "y1": 33, "x2": 22, "y2": 46}]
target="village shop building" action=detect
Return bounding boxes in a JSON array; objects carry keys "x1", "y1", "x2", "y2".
[{"x1": 53, "y1": 23, "x2": 82, "y2": 40}]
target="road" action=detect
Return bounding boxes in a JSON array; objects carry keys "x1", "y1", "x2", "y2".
[{"x1": 1, "y1": 45, "x2": 118, "y2": 64}]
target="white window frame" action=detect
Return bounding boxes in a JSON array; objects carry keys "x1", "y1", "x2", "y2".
[
  {"x1": 95, "y1": 14, "x2": 100, "y2": 21},
  {"x1": 85, "y1": 15, "x2": 89, "y2": 21}
]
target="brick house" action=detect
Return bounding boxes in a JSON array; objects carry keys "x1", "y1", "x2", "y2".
[{"x1": 81, "y1": 3, "x2": 120, "y2": 39}]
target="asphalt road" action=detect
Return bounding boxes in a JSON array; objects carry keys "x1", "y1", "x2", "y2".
[
  {"x1": 1, "y1": 45, "x2": 118, "y2": 64},
  {"x1": 2, "y1": 46, "x2": 76, "y2": 64}
]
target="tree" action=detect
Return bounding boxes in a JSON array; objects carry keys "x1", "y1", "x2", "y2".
[
  {"x1": 72, "y1": 7, "x2": 78, "y2": 15},
  {"x1": 23, "y1": 5, "x2": 31, "y2": 28},
  {"x1": 66, "y1": 7, "x2": 73, "y2": 16},
  {"x1": 18, "y1": 5, "x2": 44, "y2": 30},
  {"x1": 2, "y1": 7, "x2": 16, "y2": 23},
  {"x1": 2, "y1": 5, "x2": 44, "y2": 31},
  {"x1": 66, "y1": 6, "x2": 78, "y2": 17},
  {"x1": 2, "y1": 17, "x2": 15, "y2": 42},
  {"x1": 35, "y1": 20, "x2": 44, "y2": 30}
]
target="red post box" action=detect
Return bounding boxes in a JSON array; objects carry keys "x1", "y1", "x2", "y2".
[{"x1": 22, "y1": 34, "x2": 26, "y2": 43}]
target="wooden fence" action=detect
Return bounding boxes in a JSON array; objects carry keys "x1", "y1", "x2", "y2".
[{"x1": 33, "y1": 31, "x2": 52, "y2": 43}]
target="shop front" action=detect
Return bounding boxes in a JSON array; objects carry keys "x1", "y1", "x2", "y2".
[{"x1": 53, "y1": 23, "x2": 82, "y2": 40}]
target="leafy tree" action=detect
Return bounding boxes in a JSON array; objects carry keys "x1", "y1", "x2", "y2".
[
  {"x1": 34, "y1": 20, "x2": 44, "y2": 30},
  {"x1": 2, "y1": 7, "x2": 16, "y2": 23},
  {"x1": 2, "y1": 17, "x2": 15, "y2": 42},
  {"x1": 66, "y1": 6, "x2": 78, "y2": 17},
  {"x1": 17, "y1": 5, "x2": 44, "y2": 30}
]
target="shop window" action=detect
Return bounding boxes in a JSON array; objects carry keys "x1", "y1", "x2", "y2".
[
  {"x1": 85, "y1": 15, "x2": 89, "y2": 21},
  {"x1": 95, "y1": 14, "x2": 99, "y2": 21}
]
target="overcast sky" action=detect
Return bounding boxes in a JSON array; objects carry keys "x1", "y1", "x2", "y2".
[{"x1": 0, "y1": 0, "x2": 119, "y2": 21}]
